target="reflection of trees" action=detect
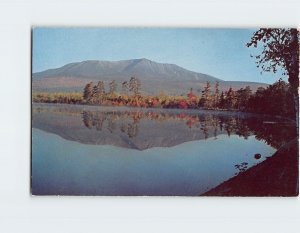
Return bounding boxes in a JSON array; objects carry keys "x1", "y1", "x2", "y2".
[
  {"x1": 120, "y1": 120, "x2": 139, "y2": 138},
  {"x1": 82, "y1": 111, "x2": 106, "y2": 130},
  {"x1": 235, "y1": 123, "x2": 251, "y2": 139},
  {"x1": 242, "y1": 118, "x2": 296, "y2": 149},
  {"x1": 224, "y1": 117, "x2": 236, "y2": 137},
  {"x1": 82, "y1": 110, "x2": 140, "y2": 138},
  {"x1": 82, "y1": 111, "x2": 93, "y2": 129},
  {"x1": 81, "y1": 110, "x2": 295, "y2": 148},
  {"x1": 199, "y1": 115, "x2": 211, "y2": 139},
  {"x1": 107, "y1": 117, "x2": 116, "y2": 133},
  {"x1": 127, "y1": 123, "x2": 139, "y2": 138},
  {"x1": 94, "y1": 113, "x2": 106, "y2": 131}
]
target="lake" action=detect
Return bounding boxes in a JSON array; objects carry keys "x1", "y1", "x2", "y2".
[{"x1": 31, "y1": 103, "x2": 296, "y2": 196}]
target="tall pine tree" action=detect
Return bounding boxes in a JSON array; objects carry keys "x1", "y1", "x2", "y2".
[{"x1": 83, "y1": 82, "x2": 94, "y2": 103}]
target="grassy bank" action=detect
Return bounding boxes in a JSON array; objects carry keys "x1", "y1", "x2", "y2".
[{"x1": 32, "y1": 92, "x2": 83, "y2": 104}]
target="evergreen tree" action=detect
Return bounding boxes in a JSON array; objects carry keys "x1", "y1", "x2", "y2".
[
  {"x1": 129, "y1": 76, "x2": 141, "y2": 96},
  {"x1": 122, "y1": 81, "x2": 129, "y2": 95},
  {"x1": 83, "y1": 82, "x2": 94, "y2": 103},
  {"x1": 199, "y1": 81, "x2": 211, "y2": 108},
  {"x1": 219, "y1": 91, "x2": 226, "y2": 109},
  {"x1": 214, "y1": 81, "x2": 220, "y2": 109},
  {"x1": 236, "y1": 86, "x2": 252, "y2": 110},
  {"x1": 93, "y1": 81, "x2": 106, "y2": 103},
  {"x1": 109, "y1": 80, "x2": 117, "y2": 97},
  {"x1": 225, "y1": 87, "x2": 237, "y2": 109}
]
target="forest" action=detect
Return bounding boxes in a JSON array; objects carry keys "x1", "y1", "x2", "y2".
[{"x1": 32, "y1": 76, "x2": 295, "y2": 119}]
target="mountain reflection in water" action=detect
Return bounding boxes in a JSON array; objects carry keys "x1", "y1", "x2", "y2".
[
  {"x1": 32, "y1": 103, "x2": 297, "y2": 195},
  {"x1": 32, "y1": 104, "x2": 296, "y2": 150}
]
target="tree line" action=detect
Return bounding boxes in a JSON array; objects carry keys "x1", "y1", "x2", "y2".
[
  {"x1": 198, "y1": 81, "x2": 253, "y2": 110},
  {"x1": 83, "y1": 76, "x2": 141, "y2": 104},
  {"x1": 82, "y1": 78, "x2": 295, "y2": 119},
  {"x1": 198, "y1": 79, "x2": 294, "y2": 118},
  {"x1": 32, "y1": 77, "x2": 295, "y2": 119}
]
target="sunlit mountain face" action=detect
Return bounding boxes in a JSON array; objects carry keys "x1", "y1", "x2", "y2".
[{"x1": 32, "y1": 59, "x2": 268, "y2": 95}]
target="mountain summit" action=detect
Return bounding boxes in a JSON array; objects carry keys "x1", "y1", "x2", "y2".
[{"x1": 32, "y1": 58, "x2": 267, "y2": 94}]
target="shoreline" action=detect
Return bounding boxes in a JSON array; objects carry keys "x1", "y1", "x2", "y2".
[
  {"x1": 202, "y1": 138, "x2": 299, "y2": 196},
  {"x1": 32, "y1": 102, "x2": 295, "y2": 122}
]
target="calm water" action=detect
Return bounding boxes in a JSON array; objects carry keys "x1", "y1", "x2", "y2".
[{"x1": 31, "y1": 103, "x2": 296, "y2": 195}]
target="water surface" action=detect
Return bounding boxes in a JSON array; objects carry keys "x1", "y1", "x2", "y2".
[{"x1": 31, "y1": 103, "x2": 295, "y2": 195}]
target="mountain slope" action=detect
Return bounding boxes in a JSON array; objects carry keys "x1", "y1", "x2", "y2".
[{"x1": 32, "y1": 58, "x2": 268, "y2": 94}]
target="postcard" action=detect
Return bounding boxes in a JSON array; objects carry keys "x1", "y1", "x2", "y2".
[{"x1": 31, "y1": 28, "x2": 299, "y2": 196}]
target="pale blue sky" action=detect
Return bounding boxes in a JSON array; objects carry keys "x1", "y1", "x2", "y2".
[{"x1": 32, "y1": 28, "x2": 285, "y2": 83}]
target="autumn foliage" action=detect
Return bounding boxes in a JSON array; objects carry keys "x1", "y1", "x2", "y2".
[{"x1": 32, "y1": 78, "x2": 295, "y2": 119}]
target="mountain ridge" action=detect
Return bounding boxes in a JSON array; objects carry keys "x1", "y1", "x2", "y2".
[{"x1": 32, "y1": 58, "x2": 268, "y2": 94}]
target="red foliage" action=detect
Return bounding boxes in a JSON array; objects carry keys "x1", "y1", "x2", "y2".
[
  {"x1": 178, "y1": 100, "x2": 188, "y2": 109},
  {"x1": 152, "y1": 98, "x2": 159, "y2": 107}
]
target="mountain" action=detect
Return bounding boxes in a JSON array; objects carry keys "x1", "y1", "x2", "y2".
[{"x1": 32, "y1": 58, "x2": 268, "y2": 94}]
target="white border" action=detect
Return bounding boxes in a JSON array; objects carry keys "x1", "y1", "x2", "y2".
[{"x1": 0, "y1": 0, "x2": 299, "y2": 232}]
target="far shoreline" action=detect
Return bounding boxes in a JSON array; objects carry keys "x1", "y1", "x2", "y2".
[{"x1": 32, "y1": 102, "x2": 296, "y2": 123}]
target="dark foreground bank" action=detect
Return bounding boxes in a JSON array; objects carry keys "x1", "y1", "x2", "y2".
[{"x1": 202, "y1": 138, "x2": 299, "y2": 196}]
